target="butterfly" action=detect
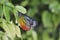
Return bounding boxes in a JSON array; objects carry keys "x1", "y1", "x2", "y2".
[{"x1": 17, "y1": 12, "x2": 37, "y2": 31}]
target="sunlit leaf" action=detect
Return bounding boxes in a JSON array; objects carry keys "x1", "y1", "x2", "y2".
[
  {"x1": 32, "y1": 30, "x2": 38, "y2": 40},
  {"x1": 2, "y1": 19, "x2": 21, "y2": 40},
  {"x1": 0, "y1": 31, "x2": 9, "y2": 40},
  {"x1": 49, "y1": 1, "x2": 60, "y2": 14},
  {"x1": 15, "y1": 5, "x2": 27, "y2": 14},
  {"x1": 2, "y1": 33, "x2": 9, "y2": 40},
  {"x1": 15, "y1": 25, "x2": 21, "y2": 38},
  {"x1": 2, "y1": 19, "x2": 16, "y2": 40},
  {"x1": 5, "y1": 2, "x2": 14, "y2": 8}
]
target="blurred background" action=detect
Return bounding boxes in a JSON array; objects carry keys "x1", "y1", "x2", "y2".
[{"x1": 0, "y1": 0, "x2": 60, "y2": 40}]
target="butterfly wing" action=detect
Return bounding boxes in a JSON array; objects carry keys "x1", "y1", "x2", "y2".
[
  {"x1": 18, "y1": 16, "x2": 30, "y2": 31},
  {"x1": 18, "y1": 12, "x2": 37, "y2": 31}
]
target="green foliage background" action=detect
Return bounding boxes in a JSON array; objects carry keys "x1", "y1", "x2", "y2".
[{"x1": 0, "y1": 0, "x2": 60, "y2": 40}]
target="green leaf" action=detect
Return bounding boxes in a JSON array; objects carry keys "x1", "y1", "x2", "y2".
[
  {"x1": 56, "y1": 5, "x2": 60, "y2": 15},
  {"x1": 3, "y1": 5, "x2": 10, "y2": 22},
  {"x1": 42, "y1": 31, "x2": 54, "y2": 40},
  {"x1": 13, "y1": 8, "x2": 18, "y2": 20},
  {"x1": 0, "y1": 18, "x2": 3, "y2": 27},
  {"x1": 20, "y1": 0, "x2": 29, "y2": 7},
  {"x1": 26, "y1": 30, "x2": 32, "y2": 36},
  {"x1": 22, "y1": 34, "x2": 27, "y2": 39},
  {"x1": 42, "y1": 11, "x2": 53, "y2": 28},
  {"x1": 0, "y1": 5, "x2": 3, "y2": 17},
  {"x1": 52, "y1": 14, "x2": 60, "y2": 29},
  {"x1": 59, "y1": 32, "x2": 60, "y2": 40},
  {"x1": 27, "y1": 7, "x2": 38, "y2": 17},
  {"x1": 41, "y1": 0, "x2": 56, "y2": 4},
  {"x1": 29, "y1": 0, "x2": 39, "y2": 6},
  {"x1": 15, "y1": 5, "x2": 27, "y2": 14},
  {"x1": 27, "y1": 37, "x2": 32, "y2": 40},
  {"x1": 0, "y1": 31, "x2": 4, "y2": 37},
  {"x1": 0, "y1": 0, "x2": 8, "y2": 4},
  {"x1": 0, "y1": 31, "x2": 5, "y2": 40},
  {"x1": 0, "y1": 18, "x2": 2, "y2": 22}
]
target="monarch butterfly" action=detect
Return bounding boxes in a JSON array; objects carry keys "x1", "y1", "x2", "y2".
[{"x1": 17, "y1": 12, "x2": 37, "y2": 31}]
